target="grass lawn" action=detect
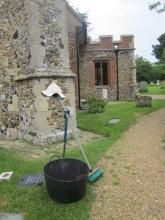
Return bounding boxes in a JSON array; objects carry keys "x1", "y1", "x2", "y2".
[
  {"x1": 142, "y1": 83, "x2": 165, "y2": 95},
  {"x1": 1, "y1": 100, "x2": 165, "y2": 220}
]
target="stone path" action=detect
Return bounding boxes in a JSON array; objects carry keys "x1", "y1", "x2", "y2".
[
  {"x1": 91, "y1": 108, "x2": 165, "y2": 220},
  {"x1": 150, "y1": 95, "x2": 165, "y2": 100}
]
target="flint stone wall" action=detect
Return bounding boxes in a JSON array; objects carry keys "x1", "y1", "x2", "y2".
[
  {"x1": 17, "y1": 75, "x2": 75, "y2": 144},
  {"x1": 0, "y1": 0, "x2": 28, "y2": 139},
  {"x1": 0, "y1": 0, "x2": 76, "y2": 143}
]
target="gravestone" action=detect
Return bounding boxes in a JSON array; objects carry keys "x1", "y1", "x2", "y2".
[
  {"x1": 139, "y1": 81, "x2": 147, "y2": 92},
  {"x1": 80, "y1": 99, "x2": 89, "y2": 110},
  {"x1": 136, "y1": 96, "x2": 152, "y2": 107}
]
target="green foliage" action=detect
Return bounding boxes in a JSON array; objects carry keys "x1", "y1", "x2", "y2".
[
  {"x1": 152, "y1": 63, "x2": 165, "y2": 81},
  {"x1": 136, "y1": 56, "x2": 153, "y2": 82},
  {"x1": 152, "y1": 33, "x2": 165, "y2": 62},
  {"x1": 136, "y1": 56, "x2": 165, "y2": 82},
  {"x1": 149, "y1": 1, "x2": 165, "y2": 13},
  {"x1": 87, "y1": 97, "x2": 107, "y2": 113},
  {"x1": 160, "y1": 48, "x2": 165, "y2": 63}
]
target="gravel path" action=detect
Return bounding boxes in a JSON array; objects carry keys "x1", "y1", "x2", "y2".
[{"x1": 91, "y1": 108, "x2": 165, "y2": 220}]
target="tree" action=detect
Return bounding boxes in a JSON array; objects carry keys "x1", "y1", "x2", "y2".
[
  {"x1": 136, "y1": 56, "x2": 154, "y2": 82},
  {"x1": 152, "y1": 33, "x2": 165, "y2": 63},
  {"x1": 160, "y1": 48, "x2": 165, "y2": 63},
  {"x1": 149, "y1": 1, "x2": 165, "y2": 13},
  {"x1": 152, "y1": 63, "x2": 165, "y2": 80}
]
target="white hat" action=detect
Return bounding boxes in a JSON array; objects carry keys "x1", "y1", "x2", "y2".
[{"x1": 42, "y1": 83, "x2": 65, "y2": 99}]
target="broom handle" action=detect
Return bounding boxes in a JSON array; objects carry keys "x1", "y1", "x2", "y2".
[
  {"x1": 67, "y1": 114, "x2": 92, "y2": 170},
  {"x1": 58, "y1": 98, "x2": 92, "y2": 170},
  {"x1": 63, "y1": 110, "x2": 69, "y2": 158}
]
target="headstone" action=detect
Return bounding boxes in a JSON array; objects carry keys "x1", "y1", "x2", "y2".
[
  {"x1": 80, "y1": 99, "x2": 89, "y2": 110},
  {"x1": 150, "y1": 81, "x2": 154, "y2": 85},
  {"x1": 156, "y1": 80, "x2": 160, "y2": 86},
  {"x1": 136, "y1": 96, "x2": 152, "y2": 107},
  {"x1": 139, "y1": 81, "x2": 147, "y2": 92}
]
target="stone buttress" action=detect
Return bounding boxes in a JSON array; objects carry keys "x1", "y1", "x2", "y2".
[{"x1": 0, "y1": 0, "x2": 76, "y2": 144}]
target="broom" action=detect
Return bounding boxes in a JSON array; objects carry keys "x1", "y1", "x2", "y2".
[{"x1": 58, "y1": 97, "x2": 104, "y2": 184}]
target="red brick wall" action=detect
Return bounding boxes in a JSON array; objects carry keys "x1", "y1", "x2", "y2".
[
  {"x1": 79, "y1": 35, "x2": 135, "y2": 100},
  {"x1": 87, "y1": 35, "x2": 134, "y2": 50}
]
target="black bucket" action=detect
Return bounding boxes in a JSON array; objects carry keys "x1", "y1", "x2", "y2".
[{"x1": 43, "y1": 158, "x2": 89, "y2": 203}]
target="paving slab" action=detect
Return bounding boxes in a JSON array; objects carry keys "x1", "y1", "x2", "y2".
[
  {"x1": 0, "y1": 214, "x2": 23, "y2": 220},
  {"x1": 108, "y1": 118, "x2": 120, "y2": 125},
  {"x1": 150, "y1": 95, "x2": 165, "y2": 100}
]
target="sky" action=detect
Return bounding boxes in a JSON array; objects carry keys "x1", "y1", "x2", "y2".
[{"x1": 68, "y1": 0, "x2": 165, "y2": 62}]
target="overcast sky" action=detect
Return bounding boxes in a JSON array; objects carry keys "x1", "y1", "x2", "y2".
[{"x1": 68, "y1": 0, "x2": 165, "y2": 62}]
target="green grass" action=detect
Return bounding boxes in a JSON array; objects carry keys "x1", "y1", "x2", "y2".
[
  {"x1": 1, "y1": 100, "x2": 165, "y2": 220},
  {"x1": 0, "y1": 148, "x2": 94, "y2": 220},
  {"x1": 77, "y1": 100, "x2": 165, "y2": 137},
  {"x1": 142, "y1": 83, "x2": 165, "y2": 95}
]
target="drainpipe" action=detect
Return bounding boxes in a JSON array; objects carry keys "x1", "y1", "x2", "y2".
[
  {"x1": 114, "y1": 45, "x2": 120, "y2": 101},
  {"x1": 76, "y1": 22, "x2": 87, "y2": 110},
  {"x1": 76, "y1": 31, "x2": 81, "y2": 109}
]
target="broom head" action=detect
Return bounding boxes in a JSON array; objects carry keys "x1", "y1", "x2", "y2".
[{"x1": 88, "y1": 168, "x2": 104, "y2": 184}]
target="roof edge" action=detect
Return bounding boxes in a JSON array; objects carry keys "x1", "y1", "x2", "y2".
[{"x1": 65, "y1": 0, "x2": 84, "y2": 23}]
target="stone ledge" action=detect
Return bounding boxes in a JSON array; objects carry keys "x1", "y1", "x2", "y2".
[
  {"x1": 15, "y1": 73, "x2": 76, "y2": 81},
  {"x1": 15, "y1": 68, "x2": 76, "y2": 81},
  {"x1": 85, "y1": 48, "x2": 135, "y2": 52}
]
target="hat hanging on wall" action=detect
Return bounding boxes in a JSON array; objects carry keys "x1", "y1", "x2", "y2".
[{"x1": 42, "y1": 82, "x2": 65, "y2": 99}]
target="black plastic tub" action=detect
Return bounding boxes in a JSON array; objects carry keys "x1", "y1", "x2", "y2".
[{"x1": 43, "y1": 158, "x2": 89, "y2": 203}]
